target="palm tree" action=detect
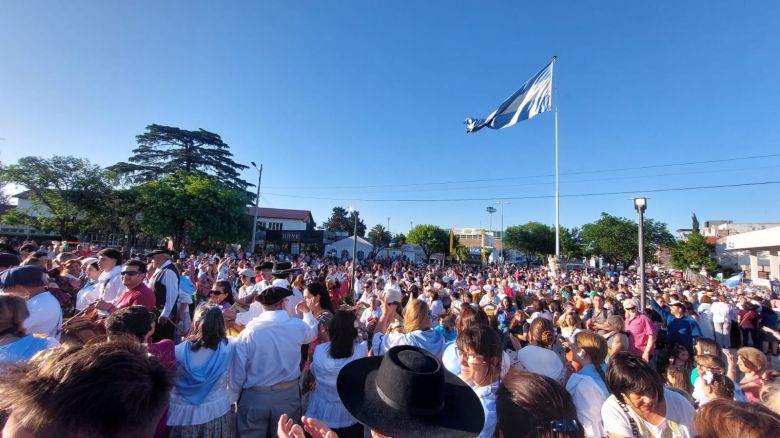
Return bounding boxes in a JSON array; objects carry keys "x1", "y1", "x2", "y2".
[{"x1": 368, "y1": 224, "x2": 392, "y2": 258}]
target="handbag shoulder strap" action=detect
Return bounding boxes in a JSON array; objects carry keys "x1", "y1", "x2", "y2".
[{"x1": 615, "y1": 398, "x2": 641, "y2": 438}]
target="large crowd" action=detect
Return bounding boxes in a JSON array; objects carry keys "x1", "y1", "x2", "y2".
[{"x1": 1, "y1": 239, "x2": 780, "y2": 438}]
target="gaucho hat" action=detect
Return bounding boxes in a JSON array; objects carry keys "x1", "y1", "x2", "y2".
[{"x1": 336, "y1": 345, "x2": 484, "y2": 437}]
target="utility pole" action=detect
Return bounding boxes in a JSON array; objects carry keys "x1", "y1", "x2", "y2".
[{"x1": 249, "y1": 162, "x2": 263, "y2": 254}]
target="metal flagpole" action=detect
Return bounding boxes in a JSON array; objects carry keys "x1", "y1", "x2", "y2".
[{"x1": 553, "y1": 56, "x2": 560, "y2": 258}]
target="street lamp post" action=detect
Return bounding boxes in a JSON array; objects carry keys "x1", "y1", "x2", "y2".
[
  {"x1": 495, "y1": 201, "x2": 510, "y2": 263},
  {"x1": 633, "y1": 197, "x2": 648, "y2": 311},
  {"x1": 249, "y1": 162, "x2": 263, "y2": 255},
  {"x1": 486, "y1": 206, "x2": 496, "y2": 264},
  {"x1": 348, "y1": 206, "x2": 358, "y2": 300}
]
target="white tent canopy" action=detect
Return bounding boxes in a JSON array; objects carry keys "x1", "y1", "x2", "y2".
[{"x1": 324, "y1": 236, "x2": 373, "y2": 260}]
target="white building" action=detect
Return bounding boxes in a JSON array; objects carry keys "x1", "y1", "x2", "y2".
[
  {"x1": 724, "y1": 226, "x2": 780, "y2": 281},
  {"x1": 324, "y1": 236, "x2": 373, "y2": 260},
  {"x1": 247, "y1": 207, "x2": 314, "y2": 231}
]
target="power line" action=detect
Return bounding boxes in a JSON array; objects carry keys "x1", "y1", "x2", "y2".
[
  {"x1": 263, "y1": 179, "x2": 780, "y2": 203},
  {"x1": 270, "y1": 163, "x2": 780, "y2": 196},
  {"x1": 263, "y1": 152, "x2": 780, "y2": 190}
]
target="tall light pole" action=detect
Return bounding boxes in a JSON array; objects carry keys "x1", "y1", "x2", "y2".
[
  {"x1": 249, "y1": 162, "x2": 263, "y2": 254},
  {"x1": 348, "y1": 206, "x2": 358, "y2": 298},
  {"x1": 496, "y1": 201, "x2": 510, "y2": 263},
  {"x1": 633, "y1": 197, "x2": 648, "y2": 311}
]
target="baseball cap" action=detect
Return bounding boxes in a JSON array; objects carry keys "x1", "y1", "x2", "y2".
[
  {"x1": 240, "y1": 269, "x2": 254, "y2": 277},
  {"x1": 384, "y1": 288, "x2": 403, "y2": 304},
  {"x1": 0, "y1": 265, "x2": 46, "y2": 288}
]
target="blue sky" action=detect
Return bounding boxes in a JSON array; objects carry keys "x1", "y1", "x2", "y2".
[{"x1": 2, "y1": 1, "x2": 780, "y2": 236}]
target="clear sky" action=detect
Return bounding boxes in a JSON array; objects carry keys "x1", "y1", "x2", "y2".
[{"x1": 2, "y1": 1, "x2": 780, "y2": 236}]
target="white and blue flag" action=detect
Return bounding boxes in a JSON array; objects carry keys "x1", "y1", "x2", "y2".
[
  {"x1": 723, "y1": 272, "x2": 744, "y2": 289},
  {"x1": 465, "y1": 60, "x2": 554, "y2": 133}
]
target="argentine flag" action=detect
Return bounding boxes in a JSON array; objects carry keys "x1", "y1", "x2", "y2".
[
  {"x1": 723, "y1": 272, "x2": 744, "y2": 289},
  {"x1": 465, "y1": 60, "x2": 554, "y2": 133}
]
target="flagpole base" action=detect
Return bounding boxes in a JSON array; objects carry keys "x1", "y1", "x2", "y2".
[{"x1": 548, "y1": 255, "x2": 560, "y2": 277}]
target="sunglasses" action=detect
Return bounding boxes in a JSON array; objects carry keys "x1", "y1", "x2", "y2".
[
  {"x1": 209, "y1": 289, "x2": 226, "y2": 295},
  {"x1": 120, "y1": 271, "x2": 142, "y2": 276}
]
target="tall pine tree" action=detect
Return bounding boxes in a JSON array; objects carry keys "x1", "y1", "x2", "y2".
[{"x1": 109, "y1": 124, "x2": 250, "y2": 194}]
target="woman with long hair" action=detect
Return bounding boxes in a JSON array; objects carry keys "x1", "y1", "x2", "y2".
[
  {"x1": 372, "y1": 297, "x2": 444, "y2": 357},
  {"x1": 566, "y1": 330, "x2": 609, "y2": 438},
  {"x1": 304, "y1": 310, "x2": 368, "y2": 438},
  {"x1": 457, "y1": 324, "x2": 503, "y2": 438},
  {"x1": 168, "y1": 303, "x2": 235, "y2": 437}
]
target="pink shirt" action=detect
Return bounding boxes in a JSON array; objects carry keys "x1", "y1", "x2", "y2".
[{"x1": 624, "y1": 313, "x2": 656, "y2": 357}]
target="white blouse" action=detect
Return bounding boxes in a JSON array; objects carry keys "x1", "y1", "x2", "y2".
[
  {"x1": 305, "y1": 341, "x2": 368, "y2": 428},
  {"x1": 167, "y1": 338, "x2": 237, "y2": 426}
]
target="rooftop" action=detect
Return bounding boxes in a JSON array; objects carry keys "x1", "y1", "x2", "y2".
[{"x1": 247, "y1": 207, "x2": 314, "y2": 223}]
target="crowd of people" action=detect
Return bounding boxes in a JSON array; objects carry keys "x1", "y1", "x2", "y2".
[{"x1": 1, "y1": 238, "x2": 780, "y2": 437}]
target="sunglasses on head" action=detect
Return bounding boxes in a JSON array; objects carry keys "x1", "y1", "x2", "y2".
[{"x1": 120, "y1": 271, "x2": 142, "y2": 276}]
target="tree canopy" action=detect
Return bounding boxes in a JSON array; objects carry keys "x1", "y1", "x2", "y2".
[
  {"x1": 0, "y1": 156, "x2": 113, "y2": 237},
  {"x1": 109, "y1": 124, "x2": 250, "y2": 194},
  {"x1": 671, "y1": 231, "x2": 715, "y2": 272},
  {"x1": 391, "y1": 233, "x2": 406, "y2": 248},
  {"x1": 407, "y1": 224, "x2": 449, "y2": 261},
  {"x1": 503, "y1": 222, "x2": 555, "y2": 263},
  {"x1": 322, "y1": 206, "x2": 367, "y2": 237},
  {"x1": 580, "y1": 213, "x2": 674, "y2": 267},
  {"x1": 137, "y1": 172, "x2": 250, "y2": 247}
]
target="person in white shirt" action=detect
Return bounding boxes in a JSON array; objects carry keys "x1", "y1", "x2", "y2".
[
  {"x1": 270, "y1": 262, "x2": 302, "y2": 318},
  {"x1": 304, "y1": 310, "x2": 368, "y2": 436},
  {"x1": 251, "y1": 262, "x2": 274, "y2": 295},
  {"x1": 231, "y1": 286, "x2": 318, "y2": 437},
  {"x1": 0, "y1": 265, "x2": 62, "y2": 340},
  {"x1": 358, "y1": 296, "x2": 381, "y2": 333},
  {"x1": 146, "y1": 249, "x2": 182, "y2": 341},
  {"x1": 710, "y1": 295, "x2": 732, "y2": 348},
  {"x1": 96, "y1": 248, "x2": 124, "y2": 305},
  {"x1": 601, "y1": 352, "x2": 696, "y2": 438},
  {"x1": 75, "y1": 260, "x2": 101, "y2": 312}
]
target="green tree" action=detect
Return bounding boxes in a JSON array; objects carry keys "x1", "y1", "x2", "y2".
[
  {"x1": 454, "y1": 244, "x2": 471, "y2": 263},
  {"x1": 0, "y1": 156, "x2": 113, "y2": 237},
  {"x1": 671, "y1": 232, "x2": 716, "y2": 272},
  {"x1": 581, "y1": 213, "x2": 637, "y2": 267},
  {"x1": 367, "y1": 224, "x2": 392, "y2": 258},
  {"x1": 322, "y1": 206, "x2": 366, "y2": 237},
  {"x1": 137, "y1": 172, "x2": 249, "y2": 248},
  {"x1": 692, "y1": 213, "x2": 700, "y2": 233},
  {"x1": 407, "y1": 224, "x2": 449, "y2": 261},
  {"x1": 391, "y1": 233, "x2": 406, "y2": 247},
  {"x1": 503, "y1": 222, "x2": 555, "y2": 265},
  {"x1": 561, "y1": 226, "x2": 586, "y2": 260},
  {"x1": 109, "y1": 124, "x2": 250, "y2": 194},
  {"x1": 580, "y1": 213, "x2": 674, "y2": 267}
]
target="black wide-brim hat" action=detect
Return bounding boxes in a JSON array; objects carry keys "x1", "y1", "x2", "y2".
[
  {"x1": 271, "y1": 261, "x2": 293, "y2": 276},
  {"x1": 337, "y1": 345, "x2": 484, "y2": 438},
  {"x1": 147, "y1": 248, "x2": 175, "y2": 257}
]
